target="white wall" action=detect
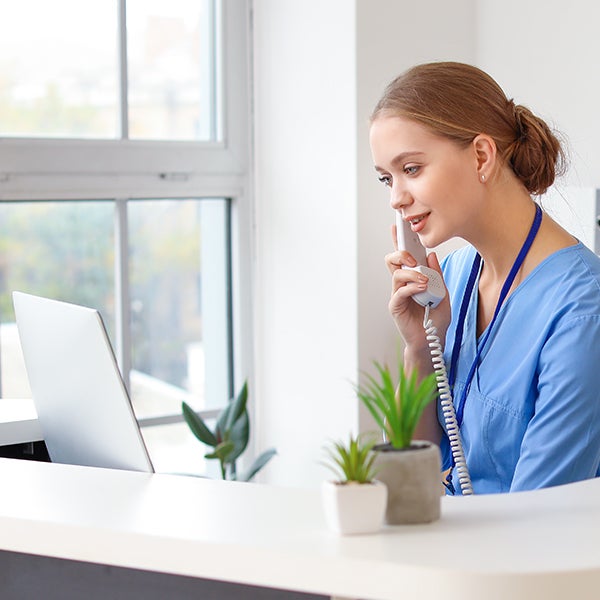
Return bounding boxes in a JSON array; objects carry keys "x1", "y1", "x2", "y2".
[
  {"x1": 477, "y1": 0, "x2": 600, "y2": 189},
  {"x1": 252, "y1": 0, "x2": 476, "y2": 487},
  {"x1": 476, "y1": 1, "x2": 600, "y2": 265},
  {"x1": 252, "y1": 1, "x2": 359, "y2": 487}
]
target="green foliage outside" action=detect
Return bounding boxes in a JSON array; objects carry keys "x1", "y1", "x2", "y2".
[
  {"x1": 0, "y1": 202, "x2": 114, "y2": 323},
  {"x1": 0, "y1": 199, "x2": 206, "y2": 390}
]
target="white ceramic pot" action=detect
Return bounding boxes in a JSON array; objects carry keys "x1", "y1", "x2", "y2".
[
  {"x1": 321, "y1": 479, "x2": 387, "y2": 535},
  {"x1": 374, "y1": 440, "x2": 442, "y2": 525}
]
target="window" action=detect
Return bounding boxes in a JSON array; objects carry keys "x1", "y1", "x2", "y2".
[
  {"x1": 0, "y1": 0, "x2": 250, "y2": 475},
  {"x1": 0, "y1": 0, "x2": 220, "y2": 141}
]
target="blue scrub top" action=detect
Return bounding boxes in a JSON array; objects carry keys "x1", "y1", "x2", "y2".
[{"x1": 439, "y1": 242, "x2": 600, "y2": 494}]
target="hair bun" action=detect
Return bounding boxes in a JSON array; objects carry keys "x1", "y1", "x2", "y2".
[
  {"x1": 513, "y1": 104, "x2": 527, "y2": 142},
  {"x1": 507, "y1": 103, "x2": 565, "y2": 196}
]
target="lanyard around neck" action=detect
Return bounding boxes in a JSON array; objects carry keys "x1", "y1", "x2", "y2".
[{"x1": 448, "y1": 203, "x2": 543, "y2": 429}]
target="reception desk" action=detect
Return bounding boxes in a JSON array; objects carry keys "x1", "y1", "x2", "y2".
[{"x1": 0, "y1": 454, "x2": 599, "y2": 600}]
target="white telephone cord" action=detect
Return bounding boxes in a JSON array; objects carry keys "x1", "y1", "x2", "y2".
[{"x1": 423, "y1": 305, "x2": 473, "y2": 496}]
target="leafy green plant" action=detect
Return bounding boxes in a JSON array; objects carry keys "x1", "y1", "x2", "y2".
[
  {"x1": 182, "y1": 380, "x2": 276, "y2": 481},
  {"x1": 356, "y1": 362, "x2": 438, "y2": 449},
  {"x1": 322, "y1": 433, "x2": 379, "y2": 484}
]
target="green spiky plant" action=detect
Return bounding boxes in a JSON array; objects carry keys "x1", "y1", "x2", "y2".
[
  {"x1": 322, "y1": 433, "x2": 379, "y2": 484},
  {"x1": 356, "y1": 362, "x2": 438, "y2": 449},
  {"x1": 182, "y1": 381, "x2": 276, "y2": 481}
]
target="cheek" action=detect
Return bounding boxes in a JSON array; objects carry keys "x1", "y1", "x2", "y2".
[{"x1": 440, "y1": 162, "x2": 479, "y2": 202}]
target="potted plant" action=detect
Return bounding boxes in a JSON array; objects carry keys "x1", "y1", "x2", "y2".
[
  {"x1": 356, "y1": 361, "x2": 441, "y2": 524},
  {"x1": 321, "y1": 433, "x2": 387, "y2": 535},
  {"x1": 182, "y1": 380, "x2": 276, "y2": 482}
]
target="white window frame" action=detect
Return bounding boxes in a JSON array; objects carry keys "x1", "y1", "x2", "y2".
[
  {"x1": 0, "y1": 0, "x2": 249, "y2": 197},
  {"x1": 0, "y1": 0, "x2": 253, "y2": 428}
]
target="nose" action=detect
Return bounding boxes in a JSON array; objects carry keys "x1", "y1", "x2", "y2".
[{"x1": 389, "y1": 183, "x2": 412, "y2": 212}]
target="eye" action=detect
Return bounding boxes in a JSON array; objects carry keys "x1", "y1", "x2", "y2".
[
  {"x1": 404, "y1": 165, "x2": 420, "y2": 176},
  {"x1": 377, "y1": 175, "x2": 392, "y2": 188}
]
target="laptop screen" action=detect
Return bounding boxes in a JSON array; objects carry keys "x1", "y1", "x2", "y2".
[{"x1": 13, "y1": 291, "x2": 154, "y2": 473}]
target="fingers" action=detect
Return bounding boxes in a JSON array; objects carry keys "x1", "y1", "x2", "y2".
[
  {"x1": 391, "y1": 266, "x2": 429, "y2": 294},
  {"x1": 391, "y1": 223, "x2": 398, "y2": 251},
  {"x1": 385, "y1": 249, "x2": 418, "y2": 275}
]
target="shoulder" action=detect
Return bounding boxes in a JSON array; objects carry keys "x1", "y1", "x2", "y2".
[
  {"x1": 519, "y1": 243, "x2": 600, "y2": 340},
  {"x1": 529, "y1": 243, "x2": 600, "y2": 301},
  {"x1": 542, "y1": 241, "x2": 600, "y2": 271}
]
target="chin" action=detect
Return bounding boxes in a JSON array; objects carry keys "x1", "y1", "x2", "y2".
[
  {"x1": 419, "y1": 222, "x2": 454, "y2": 248},
  {"x1": 418, "y1": 232, "x2": 438, "y2": 249}
]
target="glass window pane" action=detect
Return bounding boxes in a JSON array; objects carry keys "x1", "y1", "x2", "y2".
[
  {"x1": 0, "y1": 1, "x2": 119, "y2": 138},
  {"x1": 0, "y1": 201, "x2": 115, "y2": 397},
  {"x1": 128, "y1": 198, "x2": 231, "y2": 419},
  {"x1": 126, "y1": 0, "x2": 219, "y2": 141}
]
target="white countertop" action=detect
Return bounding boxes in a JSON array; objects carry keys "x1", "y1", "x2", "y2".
[{"x1": 0, "y1": 457, "x2": 599, "y2": 600}]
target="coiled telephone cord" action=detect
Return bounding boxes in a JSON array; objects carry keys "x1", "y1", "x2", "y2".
[{"x1": 423, "y1": 305, "x2": 473, "y2": 496}]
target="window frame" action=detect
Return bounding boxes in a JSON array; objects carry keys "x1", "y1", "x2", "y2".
[
  {"x1": 0, "y1": 0, "x2": 249, "y2": 199},
  {"x1": 0, "y1": 0, "x2": 253, "y2": 430}
]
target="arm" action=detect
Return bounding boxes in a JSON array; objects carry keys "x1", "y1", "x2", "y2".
[
  {"x1": 510, "y1": 315, "x2": 600, "y2": 491},
  {"x1": 385, "y1": 248, "x2": 450, "y2": 445}
]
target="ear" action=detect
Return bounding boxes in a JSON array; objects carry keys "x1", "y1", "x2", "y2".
[{"x1": 472, "y1": 134, "x2": 497, "y2": 182}]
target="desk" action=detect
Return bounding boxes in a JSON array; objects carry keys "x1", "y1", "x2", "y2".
[{"x1": 0, "y1": 458, "x2": 599, "y2": 599}]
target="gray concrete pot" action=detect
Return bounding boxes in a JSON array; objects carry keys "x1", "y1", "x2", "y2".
[{"x1": 373, "y1": 440, "x2": 441, "y2": 525}]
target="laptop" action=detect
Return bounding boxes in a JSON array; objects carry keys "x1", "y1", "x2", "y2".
[{"x1": 12, "y1": 291, "x2": 154, "y2": 473}]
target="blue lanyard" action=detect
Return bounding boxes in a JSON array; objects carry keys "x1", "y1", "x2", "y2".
[{"x1": 445, "y1": 204, "x2": 542, "y2": 480}]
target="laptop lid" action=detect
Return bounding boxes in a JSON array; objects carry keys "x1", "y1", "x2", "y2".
[{"x1": 13, "y1": 291, "x2": 154, "y2": 473}]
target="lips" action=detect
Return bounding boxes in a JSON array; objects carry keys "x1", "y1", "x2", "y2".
[{"x1": 405, "y1": 212, "x2": 430, "y2": 232}]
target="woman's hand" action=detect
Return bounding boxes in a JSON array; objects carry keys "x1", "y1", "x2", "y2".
[
  {"x1": 384, "y1": 229, "x2": 451, "y2": 366},
  {"x1": 384, "y1": 227, "x2": 450, "y2": 446}
]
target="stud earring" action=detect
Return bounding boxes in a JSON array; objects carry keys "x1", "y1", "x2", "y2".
[{"x1": 480, "y1": 174, "x2": 486, "y2": 182}]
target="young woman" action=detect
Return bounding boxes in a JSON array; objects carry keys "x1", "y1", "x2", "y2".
[{"x1": 370, "y1": 61, "x2": 600, "y2": 494}]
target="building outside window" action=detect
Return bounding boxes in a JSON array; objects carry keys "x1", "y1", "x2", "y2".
[{"x1": 0, "y1": 0, "x2": 251, "y2": 476}]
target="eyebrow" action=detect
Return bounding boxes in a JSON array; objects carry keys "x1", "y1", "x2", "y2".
[{"x1": 374, "y1": 151, "x2": 425, "y2": 172}]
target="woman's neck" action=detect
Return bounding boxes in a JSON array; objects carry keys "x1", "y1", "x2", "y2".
[
  {"x1": 465, "y1": 175, "x2": 577, "y2": 335},
  {"x1": 468, "y1": 188, "x2": 539, "y2": 285}
]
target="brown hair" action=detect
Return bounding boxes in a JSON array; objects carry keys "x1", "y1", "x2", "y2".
[{"x1": 371, "y1": 62, "x2": 566, "y2": 196}]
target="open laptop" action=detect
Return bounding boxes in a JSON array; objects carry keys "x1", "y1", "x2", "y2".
[{"x1": 12, "y1": 291, "x2": 154, "y2": 473}]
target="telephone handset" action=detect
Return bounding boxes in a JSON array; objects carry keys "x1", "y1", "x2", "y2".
[
  {"x1": 395, "y1": 211, "x2": 446, "y2": 308},
  {"x1": 394, "y1": 211, "x2": 473, "y2": 496}
]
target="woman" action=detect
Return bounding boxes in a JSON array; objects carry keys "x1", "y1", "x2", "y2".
[{"x1": 371, "y1": 61, "x2": 600, "y2": 494}]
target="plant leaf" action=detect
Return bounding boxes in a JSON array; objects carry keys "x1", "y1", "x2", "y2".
[
  {"x1": 236, "y1": 448, "x2": 277, "y2": 482},
  {"x1": 404, "y1": 370, "x2": 438, "y2": 443},
  {"x1": 204, "y1": 440, "x2": 235, "y2": 462},
  {"x1": 321, "y1": 434, "x2": 379, "y2": 483},
  {"x1": 226, "y1": 380, "x2": 248, "y2": 429},
  {"x1": 227, "y1": 409, "x2": 250, "y2": 462},
  {"x1": 216, "y1": 381, "x2": 248, "y2": 438},
  {"x1": 355, "y1": 358, "x2": 438, "y2": 449},
  {"x1": 355, "y1": 372, "x2": 388, "y2": 432},
  {"x1": 182, "y1": 401, "x2": 218, "y2": 447}
]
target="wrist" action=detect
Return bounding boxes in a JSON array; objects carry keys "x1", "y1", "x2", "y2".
[{"x1": 403, "y1": 345, "x2": 434, "y2": 377}]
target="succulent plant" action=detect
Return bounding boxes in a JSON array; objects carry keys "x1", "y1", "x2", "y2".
[
  {"x1": 356, "y1": 361, "x2": 438, "y2": 449},
  {"x1": 322, "y1": 433, "x2": 379, "y2": 484}
]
